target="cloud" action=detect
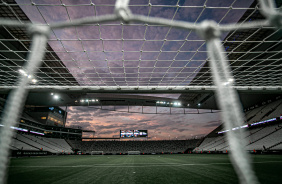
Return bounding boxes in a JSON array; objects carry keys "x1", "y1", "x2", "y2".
[
  {"x1": 65, "y1": 105, "x2": 221, "y2": 139},
  {"x1": 69, "y1": 121, "x2": 92, "y2": 130}
]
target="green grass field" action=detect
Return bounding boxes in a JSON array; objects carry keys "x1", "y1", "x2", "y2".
[{"x1": 7, "y1": 154, "x2": 282, "y2": 184}]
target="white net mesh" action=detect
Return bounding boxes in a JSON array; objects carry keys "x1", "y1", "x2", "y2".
[{"x1": 0, "y1": 0, "x2": 281, "y2": 183}]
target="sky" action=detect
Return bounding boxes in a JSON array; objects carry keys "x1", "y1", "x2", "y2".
[
  {"x1": 16, "y1": 0, "x2": 254, "y2": 139},
  {"x1": 66, "y1": 105, "x2": 221, "y2": 140}
]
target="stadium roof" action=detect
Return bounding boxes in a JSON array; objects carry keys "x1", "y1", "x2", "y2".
[{"x1": 0, "y1": 0, "x2": 281, "y2": 109}]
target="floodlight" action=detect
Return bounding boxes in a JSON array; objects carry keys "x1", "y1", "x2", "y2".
[
  {"x1": 51, "y1": 93, "x2": 54, "y2": 95},
  {"x1": 18, "y1": 69, "x2": 25, "y2": 74},
  {"x1": 31, "y1": 79, "x2": 37, "y2": 83},
  {"x1": 54, "y1": 95, "x2": 59, "y2": 100},
  {"x1": 223, "y1": 82, "x2": 229, "y2": 86}
]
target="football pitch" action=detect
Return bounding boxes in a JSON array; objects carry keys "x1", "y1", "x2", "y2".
[{"x1": 8, "y1": 154, "x2": 282, "y2": 184}]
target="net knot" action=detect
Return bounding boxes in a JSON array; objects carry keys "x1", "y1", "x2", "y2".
[
  {"x1": 27, "y1": 25, "x2": 50, "y2": 37},
  {"x1": 115, "y1": 0, "x2": 132, "y2": 23},
  {"x1": 259, "y1": 0, "x2": 282, "y2": 29},
  {"x1": 268, "y1": 12, "x2": 282, "y2": 29},
  {"x1": 197, "y1": 20, "x2": 221, "y2": 41}
]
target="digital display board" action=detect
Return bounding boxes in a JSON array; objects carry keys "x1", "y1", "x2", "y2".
[{"x1": 120, "y1": 130, "x2": 148, "y2": 138}]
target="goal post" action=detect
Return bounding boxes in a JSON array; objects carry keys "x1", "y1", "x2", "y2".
[
  {"x1": 128, "y1": 151, "x2": 140, "y2": 155},
  {"x1": 91, "y1": 151, "x2": 103, "y2": 155}
]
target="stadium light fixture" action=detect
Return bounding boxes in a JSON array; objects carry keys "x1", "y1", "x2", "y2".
[
  {"x1": 19, "y1": 69, "x2": 39, "y2": 84},
  {"x1": 18, "y1": 69, "x2": 26, "y2": 75},
  {"x1": 54, "y1": 95, "x2": 59, "y2": 100},
  {"x1": 228, "y1": 78, "x2": 234, "y2": 82},
  {"x1": 79, "y1": 98, "x2": 98, "y2": 103},
  {"x1": 31, "y1": 79, "x2": 37, "y2": 83},
  {"x1": 173, "y1": 102, "x2": 181, "y2": 106},
  {"x1": 51, "y1": 93, "x2": 54, "y2": 95},
  {"x1": 223, "y1": 82, "x2": 229, "y2": 86},
  {"x1": 18, "y1": 69, "x2": 28, "y2": 77},
  {"x1": 198, "y1": 103, "x2": 201, "y2": 106},
  {"x1": 223, "y1": 78, "x2": 234, "y2": 86}
]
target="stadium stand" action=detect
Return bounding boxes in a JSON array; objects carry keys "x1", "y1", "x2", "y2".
[
  {"x1": 68, "y1": 140, "x2": 198, "y2": 154},
  {"x1": 270, "y1": 142, "x2": 282, "y2": 150},
  {"x1": 195, "y1": 98, "x2": 282, "y2": 152},
  {"x1": 11, "y1": 133, "x2": 73, "y2": 154},
  {"x1": 10, "y1": 137, "x2": 38, "y2": 151},
  {"x1": 5, "y1": 97, "x2": 281, "y2": 155},
  {"x1": 245, "y1": 125, "x2": 282, "y2": 151},
  {"x1": 249, "y1": 100, "x2": 282, "y2": 123}
]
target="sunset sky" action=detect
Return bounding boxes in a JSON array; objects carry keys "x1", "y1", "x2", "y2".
[
  {"x1": 65, "y1": 105, "x2": 221, "y2": 140},
  {"x1": 16, "y1": 0, "x2": 254, "y2": 139}
]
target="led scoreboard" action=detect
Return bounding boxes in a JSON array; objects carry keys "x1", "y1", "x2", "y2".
[{"x1": 120, "y1": 130, "x2": 148, "y2": 138}]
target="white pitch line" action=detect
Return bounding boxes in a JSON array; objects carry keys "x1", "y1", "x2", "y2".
[{"x1": 8, "y1": 161, "x2": 282, "y2": 168}]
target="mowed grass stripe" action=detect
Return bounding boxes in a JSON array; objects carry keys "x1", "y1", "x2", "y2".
[
  {"x1": 8, "y1": 160, "x2": 282, "y2": 168},
  {"x1": 8, "y1": 155, "x2": 282, "y2": 184}
]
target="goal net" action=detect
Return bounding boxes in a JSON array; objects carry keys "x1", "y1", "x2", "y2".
[
  {"x1": 0, "y1": 0, "x2": 280, "y2": 183},
  {"x1": 128, "y1": 151, "x2": 140, "y2": 155},
  {"x1": 91, "y1": 151, "x2": 103, "y2": 155}
]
